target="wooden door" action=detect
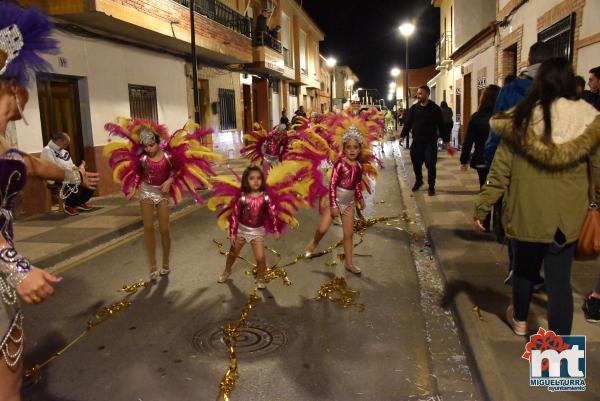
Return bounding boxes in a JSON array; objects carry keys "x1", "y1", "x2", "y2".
[
  {"x1": 243, "y1": 84, "x2": 253, "y2": 133},
  {"x1": 37, "y1": 74, "x2": 84, "y2": 164}
]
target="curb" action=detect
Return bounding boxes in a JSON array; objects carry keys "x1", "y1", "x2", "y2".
[
  {"x1": 32, "y1": 193, "x2": 207, "y2": 268},
  {"x1": 392, "y1": 143, "x2": 486, "y2": 401}
]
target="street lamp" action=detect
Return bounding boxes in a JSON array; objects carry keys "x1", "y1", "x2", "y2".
[
  {"x1": 326, "y1": 57, "x2": 337, "y2": 112},
  {"x1": 391, "y1": 67, "x2": 400, "y2": 78},
  {"x1": 399, "y1": 22, "x2": 415, "y2": 147}
]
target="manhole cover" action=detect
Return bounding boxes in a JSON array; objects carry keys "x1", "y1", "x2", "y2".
[{"x1": 192, "y1": 321, "x2": 286, "y2": 357}]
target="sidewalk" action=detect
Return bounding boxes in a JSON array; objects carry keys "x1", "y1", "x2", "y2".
[
  {"x1": 396, "y1": 146, "x2": 600, "y2": 401},
  {"x1": 14, "y1": 158, "x2": 247, "y2": 268}
]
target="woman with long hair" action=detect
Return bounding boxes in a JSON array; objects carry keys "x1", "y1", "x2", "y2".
[
  {"x1": 460, "y1": 84, "x2": 501, "y2": 187},
  {"x1": 0, "y1": 4, "x2": 99, "y2": 399},
  {"x1": 474, "y1": 58, "x2": 600, "y2": 336}
]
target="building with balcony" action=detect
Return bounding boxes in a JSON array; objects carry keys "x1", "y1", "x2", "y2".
[
  {"x1": 428, "y1": 0, "x2": 496, "y2": 146},
  {"x1": 16, "y1": 0, "x2": 254, "y2": 215},
  {"x1": 241, "y1": 0, "x2": 323, "y2": 129}
]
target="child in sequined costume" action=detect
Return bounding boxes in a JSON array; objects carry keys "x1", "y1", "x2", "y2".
[
  {"x1": 330, "y1": 127, "x2": 365, "y2": 274},
  {"x1": 307, "y1": 126, "x2": 366, "y2": 275},
  {"x1": 128, "y1": 128, "x2": 175, "y2": 281},
  {"x1": 263, "y1": 124, "x2": 289, "y2": 167},
  {"x1": 218, "y1": 166, "x2": 280, "y2": 288}
]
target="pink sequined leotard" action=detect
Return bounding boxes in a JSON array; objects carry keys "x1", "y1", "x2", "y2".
[
  {"x1": 135, "y1": 152, "x2": 174, "y2": 204},
  {"x1": 140, "y1": 153, "x2": 172, "y2": 185},
  {"x1": 329, "y1": 159, "x2": 364, "y2": 212},
  {"x1": 229, "y1": 192, "x2": 279, "y2": 240}
]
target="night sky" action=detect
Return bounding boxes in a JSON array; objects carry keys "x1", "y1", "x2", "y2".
[{"x1": 301, "y1": 0, "x2": 440, "y2": 101}]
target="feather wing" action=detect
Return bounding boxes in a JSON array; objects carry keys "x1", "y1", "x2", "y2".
[
  {"x1": 164, "y1": 123, "x2": 223, "y2": 204},
  {"x1": 208, "y1": 175, "x2": 242, "y2": 231}
]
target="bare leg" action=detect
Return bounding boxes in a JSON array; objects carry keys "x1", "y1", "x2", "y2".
[
  {"x1": 156, "y1": 201, "x2": 171, "y2": 269},
  {"x1": 250, "y1": 237, "x2": 267, "y2": 283},
  {"x1": 140, "y1": 200, "x2": 157, "y2": 275},
  {"x1": 0, "y1": 329, "x2": 23, "y2": 401},
  {"x1": 342, "y1": 206, "x2": 360, "y2": 274},
  {"x1": 306, "y1": 204, "x2": 333, "y2": 254},
  {"x1": 219, "y1": 237, "x2": 246, "y2": 281}
]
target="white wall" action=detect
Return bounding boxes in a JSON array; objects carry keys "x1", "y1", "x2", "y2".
[
  {"x1": 498, "y1": 0, "x2": 599, "y2": 75},
  {"x1": 15, "y1": 30, "x2": 189, "y2": 153}
]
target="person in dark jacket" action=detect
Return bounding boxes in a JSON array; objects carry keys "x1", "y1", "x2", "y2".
[
  {"x1": 400, "y1": 85, "x2": 444, "y2": 196},
  {"x1": 439, "y1": 101, "x2": 454, "y2": 145},
  {"x1": 460, "y1": 85, "x2": 501, "y2": 187},
  {"x1": 484, "y1": 42, "x2": 553, "y2": 168},
  {"x1": 582, "y1": 66, "x2": 600, "y2": 111}
]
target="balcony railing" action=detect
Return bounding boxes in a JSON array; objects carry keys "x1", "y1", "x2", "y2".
[
  {"x1": 436, "y1": 31, "x2": 453, "y2": 66},
  {"x1": 283, "y1": 47, "x2": 293, "y2": 68},
  {"x1": 175, "y1": 0, "x2": 252, "y2": 38},
  {"x1": 253, "y1": 31, "x2": 282, "y2": 53}
]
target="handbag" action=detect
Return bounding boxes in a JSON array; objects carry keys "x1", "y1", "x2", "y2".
[{"x1": 575, "y1": 158, "x2": 600, "y2": 260}]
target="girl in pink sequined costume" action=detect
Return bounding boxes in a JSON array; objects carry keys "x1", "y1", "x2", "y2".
[
  {"x1": 128, "y1": 128, "x2": 175, "y2": 281},
  {"x1": 219, "y1": 166, "x2": 280, "y2": 288},
  {"x1": 329, "y1": 127, "x2": 365, "y2": 274}
]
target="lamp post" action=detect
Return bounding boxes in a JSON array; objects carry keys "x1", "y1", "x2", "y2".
[
  {"x1": 391, "y1": 68, "x2": 400, "y2": 129},
  {"x1": 190, "y1": 0, "x2": 200, "y2": 124},
  {"x1": 346, "y1": 79, "x2": 355, "y2": 104},
  {"x1": 399, "y1": 22, "x2": 415, "y2": 148},
  {"x1": 326, "y1": 57, "x2": 337, "y2": 113}
]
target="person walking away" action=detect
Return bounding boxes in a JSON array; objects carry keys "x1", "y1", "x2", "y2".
[
  {"x1": 400, "y1": 85, "x2": 444, "y2": 196},
  {"x1": 484, "y1": 41, "x2": 553, "y2": 286},
  {"x1": 581, "y1": 66, "x2": 600, "y2": 323},
  {"x1": 474, "y1": 58, "x2": 600, "y2": 336},
  {"x1": 41, "y1": 132, "x2": 95, "y2": 215},
  {"x1": 460, "y1": 85, "x2": 501, "y2": 188},
  {"x1": 582, "y1": 66, "x2": 600, "y2": 111},
  {"x1": 440, "y1": 101, "x2": 454, "y2": 147}
]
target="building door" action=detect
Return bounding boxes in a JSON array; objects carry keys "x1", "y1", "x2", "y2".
[
  {"x1": 461, "y1": 73, "x2": 472, "y2": 145},
  {"x1": 198, "y1": 79, "x2": 211, "y2": 129},
  {"x1": 37, "y1": 74, "x2": 84, "y2": 165},
  {"x1": 270, "y1": 80, "x2": 280, "y2": 129},
  {"x1": 242, "y1": 84, "x2": 253, "y2": 133}
]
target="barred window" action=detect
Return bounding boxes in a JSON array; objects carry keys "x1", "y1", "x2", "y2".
[
  {"x1": 538, "y1": 13, "x2": 575, "y2": 61},
  {"x1": 218, "y1": 88, "x2": 237, "y2": 130},
  {"x1": 129, "y1": 85, "x2": 158, "y2": 122}
]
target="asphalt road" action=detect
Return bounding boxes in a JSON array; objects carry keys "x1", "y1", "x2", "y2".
[{"x1": 21, "y1": 146, "x2": 476, "y2": 401}]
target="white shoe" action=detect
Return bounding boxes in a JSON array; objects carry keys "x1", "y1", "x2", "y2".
[
  {"x1": 345, "y1": 264, "x2": 361, "y2": 275},
  {"x1": 506, "y1": 304, "x2": 527, "y2": 336},
  {"x1": 159, "y1": 267, "x2": 171, "y2": 276},
  {"x1": 217, "y1": 270, "x2": 231, "y2": 283},
  {"x1": 149, "y1": 271, "x2": 159, "y2": 282},
  {"x1": 257, "y1": 280, "x2": 266, "y2": 289}
]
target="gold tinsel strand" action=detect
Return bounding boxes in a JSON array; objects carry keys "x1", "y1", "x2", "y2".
[{"x1": 25, "y1": 279, "x2": 150, "y2": 383}]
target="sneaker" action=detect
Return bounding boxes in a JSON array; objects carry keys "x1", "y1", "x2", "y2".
[
  {"x1": 412, "y1": 182, "x2": 423, "y2": 192},
  {"x1": 159, "y1": 267, "x2": 171, "y2": 276},
  {"x1": 583, "y1": 296, "x2": 600, "y2": 323},
  {"x1": 257, "y1": 280, "x2": 266, "y2": 289},
  {"x1": 506, "y1": 304, "x2": 527, "y2": 335},
  {"x1": 503, "y1": 269, "x2": 513, "y2": 285},
  {"x1": 149, "y1": 271, "x2": 159, "y2": 282},
  {"x1": 428, "y1": 188, "x2": 436, "y2": 196},
  {"x1": 77, "y1": 203, "x2": 93, "y2": 211},
  {"x1": 64, "y1": 206, "x2": 79, "y2": 216}
]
